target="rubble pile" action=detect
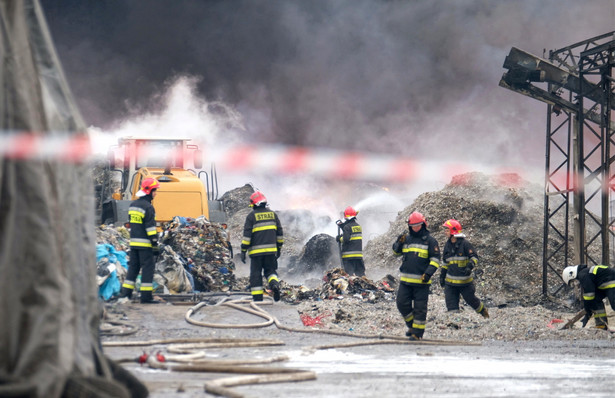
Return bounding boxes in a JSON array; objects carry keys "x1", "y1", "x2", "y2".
[
  {"x1": 161, "y1": 216, "x2": 238, "y2": 292},
  {"x1": 280, "y1": 268, "x2": 397, "y2": 304}
]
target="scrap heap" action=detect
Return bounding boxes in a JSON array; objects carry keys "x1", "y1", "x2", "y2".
[
  {"x1": 161, "y1": 216, "x2": 238, "y2": 292},
  {"x1": 280, "y1": 268, "x2": 397, "y2": 304}
]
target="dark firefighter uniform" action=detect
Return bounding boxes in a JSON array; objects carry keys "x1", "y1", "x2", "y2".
[
  {"x1": 440, "y1": 236, "x2": 488, "y2": 317},
  {"x1": 241, "y1": 206, "x2": 284, "y2": 301},
  {"x1": 392, "y1": 226, "x2": 440, "y2": 339},
  {"x1": 576, "y1": 264, "x2": 615, "y2": 329},
  {"x1": 337, "y1": 218, "x2": 365, "y2": 276},
  {"x1": 122, "y1": 195, "x2": 159, "y2": 303}
]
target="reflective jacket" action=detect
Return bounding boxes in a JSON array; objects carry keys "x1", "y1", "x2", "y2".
[
  {"x1": 241, "y1": 205, "x2": 284, "y2": 256},
  {"x1": 441, "y1": 235, "x2": 478, "y2": 285},
  {"x1": 128, "y1": 195, "x2": 158, "y2": 249},
  {"x1": 392, "y1": 226, "x2": 440, "y2": 285},
  {"x1": 339, "y1": 218, "x2": 363, "y2": 259},
  {"x1": 577, "y1": 264, "x2": 615, "y2": 312}
]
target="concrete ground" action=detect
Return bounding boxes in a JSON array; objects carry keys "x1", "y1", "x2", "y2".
[{"x1": 102, "y1": 297, "x2": 615, "y2": 398}]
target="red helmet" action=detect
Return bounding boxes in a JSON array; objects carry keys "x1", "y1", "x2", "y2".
[
  {"x1": 442, "y1": 219, "x2": 462, "y2": 235},
  {"x1": 344, "y1": 206, "x2": 358, "y2": 218},
  {"x1": 408, "y1": 211, "x2": 426, "y2": 227},
  {"x1": 250, "y1": 191, "x2": 267, "y2": 207},
  {"x1": 138, "y1": 177, "x2": 160, "y2": 196}
]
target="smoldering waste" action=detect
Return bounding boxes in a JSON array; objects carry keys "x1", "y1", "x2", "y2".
[{"x1": 97, "y1": 173, "x2": 614, "y2": 341}]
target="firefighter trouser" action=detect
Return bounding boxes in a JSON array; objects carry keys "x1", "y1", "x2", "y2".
[
  {"x1": 342, "y1": 258, "x2": 365, "y2": 277},
  {"x1": 590, "y1": 288, "x2": 615, "y2": 328},
  {"x1": 123, "y1": 248, "x2": 155, "y2": 295},
  {"x1": 249, "y1": 254, "x2": 279, "y2": 302},
  {"x1": 444, "y1": 283, "x2": 484, "y2": 313},
  {"x1": 396, "y1": 283, "x2": 429, "y2": 338}
]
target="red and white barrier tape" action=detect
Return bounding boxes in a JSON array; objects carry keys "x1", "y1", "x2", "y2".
[
  {"x1": 0, "y1": 132, "x2": 91, "y2": 162},
  {"x1": 0, "y1": 132, "x2": 536, "y2": 184}
]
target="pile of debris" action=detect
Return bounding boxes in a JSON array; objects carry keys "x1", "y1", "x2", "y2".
[
  {"x1": 160, "y1": 216, "x2": 237, "y2": 292},
  {"x1": 278, "y1": 268, "x2": 397, "y2": 304}
]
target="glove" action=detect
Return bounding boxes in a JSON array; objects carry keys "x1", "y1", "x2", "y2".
[
  {"x1": 474, "y1": 268, "x2": 484, "y2": 278},
  {"x1": 463, "y1": 267, "x2": 473, "y2": 276},
  {"x1": 421, "y1": 273, "x2": 431, "y2": 283},
  {"x1": 581, "y1": 312, "x2": 591, "y2": 328},
  {"x1": 397, "y1": 234, "x2": 406, "y2": 243},
  {"x1": 336, "y1": 219, "x2": 343, "y2": 226},
  {"x1": 240, "y1": 251, "x2": 246, "y2": 264},
  {"x1": 439, "y1": 273, "x2": 446, "y2": 287}
]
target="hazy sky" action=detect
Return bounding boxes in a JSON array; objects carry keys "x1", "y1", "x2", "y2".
[{"x1": 41, "y1": 1, "x2": 614, "y2": 168}]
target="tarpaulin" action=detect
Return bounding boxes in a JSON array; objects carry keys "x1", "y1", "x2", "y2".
[{"x1": 0, "y1": 1, "x2": 145, "y2": 397}]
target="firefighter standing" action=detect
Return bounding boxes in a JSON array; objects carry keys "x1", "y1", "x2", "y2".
[
  {"x1": 119, "y1": 177, "x2": 161, "y2": 304},
  {"x1": 335, "y1": 206, "x2": 365, "y2": 277},
  {"x1": 240, "y1": 191, "x2": 284, "y2": 302},
  {"x1": 440, "y1": 219, "x2": 489, "y2": 318},
  {"x1": 562, "y1": 264, "x2": 615, "y2": 329},
  {"x1": 392, "y1": 211, "x2": 441, "y2": 340}
]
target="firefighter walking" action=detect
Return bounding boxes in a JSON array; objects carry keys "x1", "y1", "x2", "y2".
[
  {"x1": 562, "y1": 264, "x2": 615, "y2": 329},
  {"x1": 119, "y1": 177, "x2": 161, "y2": 304},
  {"x1": 241, "y1": 191, "x2": 284, "y2": 302},
  {"x1": 392, "y1": 211, "x2": 441, "y2": 340},
  {"x1": 336, "y1": 206, "x2": 365, "y2": 277},
  {"x1": 440, "y1": 219, "x2": 489, "y2": 318}
]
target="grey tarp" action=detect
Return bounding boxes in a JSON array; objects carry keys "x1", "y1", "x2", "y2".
[{"x1": 0, "y1": 1, "x2": 144, "y2": 397}]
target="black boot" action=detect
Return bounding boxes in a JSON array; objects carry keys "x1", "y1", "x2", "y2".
[
  {"x1": 140, "y1": 291, "x2": 160, "y2": 304},
  {"x1": 118, "y1": 287, "x2": 133, "y2": 299},
  {"x1": 270, "y1": 280, "x2": 281, "y2": 302}
]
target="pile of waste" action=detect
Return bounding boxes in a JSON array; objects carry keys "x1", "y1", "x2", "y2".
[
  {"x1": 278, "y1": 268, "x2": 397, "y2": 304},
  {"x1": 161, "y1": 216, "x2": 238, "y2": 292}
]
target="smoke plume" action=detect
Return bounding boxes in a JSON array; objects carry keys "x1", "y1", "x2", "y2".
[{"x1": 43, "y1": 1, "x2": 615, "y2": 170}]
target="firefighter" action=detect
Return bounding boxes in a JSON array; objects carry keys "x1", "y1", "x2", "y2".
[
  {"x1": 440, "y1": 219, "x2": 489, "y2": 319},
  {"x1": 119, "y1": 177, "x2": 161, "y2": 304},
  {"x1": 335, "y1": 206, "x2": 365, "y2": 277},
  {"x1": 562, "y1": 264, "x2": 615, "y2": 329},
  {"x1": 392, "y1": 211, "x2": 441, "y2": 340},
  {"x1": 240, "y1": 191, "x2": 284, "y2": 302}
]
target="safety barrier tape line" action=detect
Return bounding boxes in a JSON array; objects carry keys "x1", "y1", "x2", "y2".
[
  {"x1": 0, "y1": 132, "x2": 91, "y2": 162},
  {"x1": 0, "y1": 132, "x2": 538, "y2": 184}
]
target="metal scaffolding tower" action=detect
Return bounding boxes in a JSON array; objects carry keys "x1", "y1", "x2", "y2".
[{"x1": 499, "y1": 31, "x2": 615, "y2": 296}]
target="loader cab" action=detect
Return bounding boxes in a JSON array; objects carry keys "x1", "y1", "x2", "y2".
[{"x1": 101, "y1": 136, "x2": 224, "y2": 226}]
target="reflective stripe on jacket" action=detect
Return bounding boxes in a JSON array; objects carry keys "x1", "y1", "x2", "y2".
[
  {"x1": 241, "y1": 206, "x2": 284, "y2": 256},
  {"x1": 129, "y1": 196, "x2": 157, "y2": 249},
  {"x1": 442, "y1": 237, "x2": 478, "y2": 285},
  {"x1": 340, "y1": 218, "x2": 363, "y2": 259},
  {"x1": 578, "y1": 264, "x2": 615, "y2": 312},
  {"x1": 392, "y1": 227, "x2": 440, "y2": 285}
]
